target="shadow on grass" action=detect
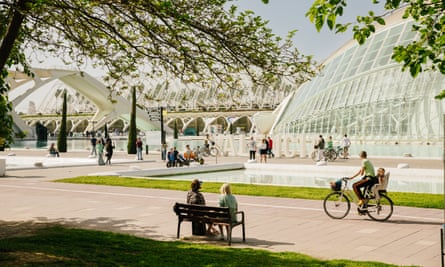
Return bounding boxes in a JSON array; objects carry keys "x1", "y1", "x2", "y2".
[
  {"x1": 0, "y1": 221, "x2": 396, "y2": 267},
  {"x1": 0, "y1": 218, "x2": 293, "y2": 248}
]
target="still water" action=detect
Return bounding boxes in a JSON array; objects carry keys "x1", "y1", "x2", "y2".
[{"x1": 155, "y1": 169, "x2": 443, "y2": 194}]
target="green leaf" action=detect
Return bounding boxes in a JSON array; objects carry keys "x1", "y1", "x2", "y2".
[
  {"x1": 327, "y1": 13, "x2": 336, "y2": 30},
  {"x1": 434, "y1": 90, "x2": 445, "y2": 100},
  {"x1": 376, "y1": 17, "x2": 386, "y2": 25},
  {"x1": 409, "y1": 63, "x2": 421, "y2": 77},
  {"x1": 315, "y1": 15, "x2": 325, "y2": 32}
]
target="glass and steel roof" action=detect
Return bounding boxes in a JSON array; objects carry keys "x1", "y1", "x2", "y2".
[{"x1": 272, "y1": 10, "x2": 444, "y2": 143}]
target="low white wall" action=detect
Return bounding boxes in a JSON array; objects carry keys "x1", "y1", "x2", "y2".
[{"x1": 0, "y1": 159, "x2": 5, "y2": 176}]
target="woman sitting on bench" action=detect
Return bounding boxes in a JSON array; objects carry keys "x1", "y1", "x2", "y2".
[
  {"x1": 218, "y1": 183, "x2": 238, "y2": 240},
  {"x1": 186, "y1": 179, "x2": 207, "y2": 235},
  {"x1": 48, "y1": 143, "x2": 60, "y2": 157}
]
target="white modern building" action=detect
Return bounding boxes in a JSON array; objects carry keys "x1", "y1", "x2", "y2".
[{"x1": 270, "y1": 8, "x2": 444, "y2": 144}]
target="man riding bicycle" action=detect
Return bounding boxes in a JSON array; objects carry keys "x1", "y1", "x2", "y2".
[{"x1": 349, "y1": 151, "x2": 376, "y2": 207}]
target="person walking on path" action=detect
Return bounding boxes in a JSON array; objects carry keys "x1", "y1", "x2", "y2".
[
  {"x1": 317, "y1": 135, "x2": 325, "y2": 161},
  {"x1": 259, "y1": 138, "x2": 268, "y2": 163},
  {"x1": 247, "y1": 137, "x2": 257, "y2": 161},
  {"x1": 342, "y1": 134, "x2": 351, "y2": 159},
  {"x1": 136, "y1": 137, "x2": 143, "y2": 160},
  {"x1": 105, "y1": 138, "x2": 114, "y2": 165},
  {"x1": 90, "y1": 135, "x2": 97, "y2": 156},
  {"x1": 97, "y1": 139, "x2": 105, "y2": 165},
  {"x1": 267, "y1": 136, "x2": 274, "y2": 158}
]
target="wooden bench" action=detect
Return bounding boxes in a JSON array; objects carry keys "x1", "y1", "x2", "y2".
[{"x1": 173, "y1": 202, "x2": 245, "y2": 245}]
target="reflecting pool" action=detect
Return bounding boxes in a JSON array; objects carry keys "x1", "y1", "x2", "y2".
[{"x1": 155, "y1": 169, "x2": 443, "y2": 194}]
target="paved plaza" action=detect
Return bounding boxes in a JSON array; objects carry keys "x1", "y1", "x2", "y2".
[{"x1": 0, "y1": 149, "x2": 443, "y2": 266}]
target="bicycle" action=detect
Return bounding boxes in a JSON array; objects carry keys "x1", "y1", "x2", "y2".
[
  {"x1": 200, "y1": 143, "x2": 220, "y2": 157},
  {"x1": 323, "y1": 177, "x2": 394, "y2": 221},
  {"x1": 311, "y1": 148, "x2": 337, "y2": 162},
  {"x1": 334, "y1": 145, "x2": 345, "y2": 159}
]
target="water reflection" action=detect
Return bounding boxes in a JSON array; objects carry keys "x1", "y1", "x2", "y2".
[{"x1": 156, "y1": 169, "x2": 443, "y2": 194}]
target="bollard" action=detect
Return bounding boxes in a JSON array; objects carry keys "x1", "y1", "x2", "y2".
[
  {"x1": 146, "y1": 145, "x2": 149, "y2": 155},
  {"x1": 441, "y1": 225, "x2": 445, "y2": 267},
  {"x1": 0, "y1": 159, "x2": 5, "y2": 176}
]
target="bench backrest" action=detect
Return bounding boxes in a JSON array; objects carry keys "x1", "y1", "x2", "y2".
[{"x1": 173, "y1": 203, "x2": 231, "y2": 223}]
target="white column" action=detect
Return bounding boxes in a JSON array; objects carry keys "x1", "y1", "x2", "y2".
[
  {"x1": 0, "y1": 159, "x2": 5, "y2": 176},
  {"x1": 300, "y1": 134, "x2": 307, "y2": 158}
]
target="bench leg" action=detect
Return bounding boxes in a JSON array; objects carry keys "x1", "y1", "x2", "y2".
[
  {"x1": 242, "y1": 222, "x2": 246, "y2": 242},
  {"x1": 177, "y1": 220, "x2": 181, "y2": 239},
  {"x1": 227, "y1": 226, "x2": 232, "y2": 246}
]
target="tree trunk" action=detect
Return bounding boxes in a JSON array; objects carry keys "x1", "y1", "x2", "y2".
[
  {"x1": 57, "y1": 90, "x2": 67, "y2": 152},
  {"x1": 0, "y1": 0, "x2": 28, "y2": 71},
  {"x1": 127, "y1": 87, "x2": 137, "y2": 154}
]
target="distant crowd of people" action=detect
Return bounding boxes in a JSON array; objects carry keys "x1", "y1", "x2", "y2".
[
  {"x1": 166, "y1": 144, "x2": 204, "y2": 167},
  {"x1": 314, "y1": 134, "x2": 351, "y2": 161},
  {"x1": 246, "y1": 136, "x2": 274, "y2": 163},
  {"x1": 90, "y1": 135, "x2": 115, "y2": 165}
]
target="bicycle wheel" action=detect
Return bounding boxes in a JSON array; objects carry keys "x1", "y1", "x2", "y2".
[
  {"x1": 326, "y1": 150, "x2": 337, "y2": 161},
  {"x1": 323, "y1": 192, "x2": 351, "y2": 219},
  {"x1": 311, "y1": 150, "x2": 317, "y2": 161},
  {"x1": 209, "y1": 147, "x2": 218, "y2": 156},
  {"x1": 366, "y1": 194, "x2": 393, "y2": 221},
  {"x1": 338, "y1": 149, "x2": 345, "y2": 159}
]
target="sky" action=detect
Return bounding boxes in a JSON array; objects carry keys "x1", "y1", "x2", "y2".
[{"x1": 234, "y1": 0, "x2": 385, "y2": 62}]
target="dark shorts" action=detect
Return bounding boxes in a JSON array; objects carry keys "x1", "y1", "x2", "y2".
[{"x1": 260, "y1": 149, "x2": 267, "y2": 155}]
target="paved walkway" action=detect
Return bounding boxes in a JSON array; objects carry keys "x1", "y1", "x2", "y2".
[{"x1": 0, "y1": 149, "x2": 443, "y2": 266}]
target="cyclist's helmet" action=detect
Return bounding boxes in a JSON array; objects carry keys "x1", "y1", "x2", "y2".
[{"x1": 330, "y1": 179, "x2": 342, "y2": 191}]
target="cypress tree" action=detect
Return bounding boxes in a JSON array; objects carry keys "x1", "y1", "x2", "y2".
[
  {"x1": 127, "y1": 87, "x2": 137, "y2": 154},
  {"x1": 173, "y1": 120, "x2": 178, "y2": 139},
  {"x1": 57, "y1": 90, "x2": 67, "y2": 152},
  {"x1": 104, "y1": 123, "x2": 108, "y2": 139}
]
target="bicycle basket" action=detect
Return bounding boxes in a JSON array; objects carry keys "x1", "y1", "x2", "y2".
[{"x1": 330, "y1": 179, "x2": 342, "y2": 191}]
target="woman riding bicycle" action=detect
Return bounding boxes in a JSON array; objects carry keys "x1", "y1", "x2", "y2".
[{"x1": 349, "y1": 151, "x2": 377, "y2": 207}]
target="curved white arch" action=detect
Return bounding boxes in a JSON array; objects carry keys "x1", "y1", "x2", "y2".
[{"x1": 8, "y1": 68, "x2": 160, "y2": 136}]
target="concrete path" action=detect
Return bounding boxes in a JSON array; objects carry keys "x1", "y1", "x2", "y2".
[{"x1": 0, "y1": 149, "x2": 443, "y2": 266}]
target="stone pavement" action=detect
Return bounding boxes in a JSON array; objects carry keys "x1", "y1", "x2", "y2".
[{"x1": 0, "y1": 149, "x2": 443, "y2": 266}]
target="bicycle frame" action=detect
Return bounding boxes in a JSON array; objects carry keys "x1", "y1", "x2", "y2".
[
  {"x1": 336, "y1": 178, "x2": 359, "y2": 205},
  {"x1": 324, "y1": 177, "x2": 394, "y2": 221}
]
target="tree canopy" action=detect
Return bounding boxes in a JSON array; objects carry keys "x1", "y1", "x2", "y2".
[
  {"x1": 0, "y1": 0, "x2": 316, "y2": 142},
  {"x1": 302, "y1": 0, "x2": 444, "y2": 98}
]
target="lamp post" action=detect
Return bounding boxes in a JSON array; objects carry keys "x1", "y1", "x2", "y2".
[
  {"x1": 89, "y1": 120, "x2": 96, "y2": 136},
  {"x1": 160, "y1": 106, "x2": 165, "y2": 145}
]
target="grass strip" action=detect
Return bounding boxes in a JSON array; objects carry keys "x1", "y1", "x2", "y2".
[
  {"x1": 57, "y1": 176, "x2": 443, "y2": 209},
  {"x1": 0, "y1": 226, "x2": 400, "y2": 266}
]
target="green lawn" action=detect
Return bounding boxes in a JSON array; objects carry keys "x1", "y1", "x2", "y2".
[
  {"x1": 0, "y1": 226, "x2": 401, "y2": 266},
  {"x1": 57, "y1": 176, "x2": 443, "y2": 209}
]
